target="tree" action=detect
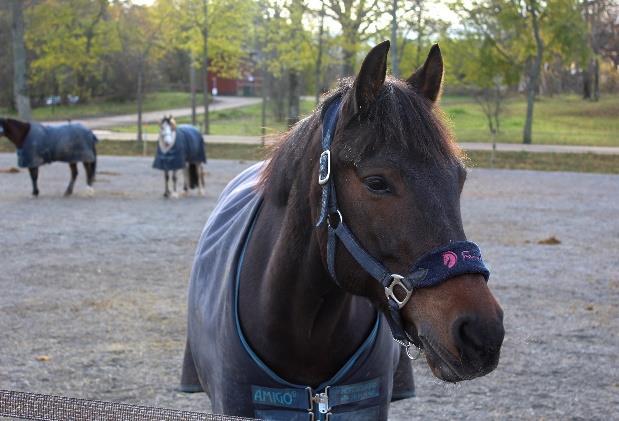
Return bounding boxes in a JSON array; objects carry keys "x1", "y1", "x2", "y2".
[
  {"x1": 582, "y1": 0, "x2": 619, "y2": 101},
  {"x1": 174, "y1": 0, "x2": 255, "y2": 134},
  {"x1": 111, "y1": 2, "x2": 169, "y2": 144},
  {"x1": 388, "y1": 0, "x2": 448, "y2": 77},
  {"x1": 256, "y1": 0, "x2": 314, "y2": 125},
  {"x1": 453, "y1": 0, "x2": 588, "y2": 144},
  {"x1": 315, "y1": 1, "x2": 327, "y2": 104},
  {"x1": 0, "y1": 3, "x2": 12, "y2": 110},
  {"x1": 325, "y1": 0, "x2": 385, "y2": 75},
  {"x1": 522, "y1": 0, "x2": 543, "y2": 144},
  {"x1": 26, "y1": 0, "x2": 118, "y2": 102},
  {"x1": 10, "y1": 0, "x2": 31, "y2": 120}
]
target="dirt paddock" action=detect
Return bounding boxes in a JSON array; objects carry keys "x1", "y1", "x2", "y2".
[{"x1": 0, "y1": 153, "x2": 617, "y2": 419}]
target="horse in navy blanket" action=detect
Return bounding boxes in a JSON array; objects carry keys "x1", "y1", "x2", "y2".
[
  {"x1": 153, "y1": 116, "x2": 206, "y2": 198},
  {"x1": 0, "y1": 117, "x2": 97, "y2": 196}
]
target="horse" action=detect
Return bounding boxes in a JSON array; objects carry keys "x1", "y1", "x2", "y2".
[
  {"x1": 180, "y1": 42, "x2": 504, "y2": 420},
  {"x1": 153, "y1": 116, "x2": 206, "y2": 198},
  {"x1": 0, "y1": 117, "x2": 97, "y2": 197}
]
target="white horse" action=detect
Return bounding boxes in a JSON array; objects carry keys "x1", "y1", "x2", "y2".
[{"x1": 154, "y1": 116, "x2": 206, "y2": 198}]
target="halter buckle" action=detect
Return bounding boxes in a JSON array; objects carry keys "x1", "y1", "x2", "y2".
[
  {"x1": 385, "y1": 274, "x2": 412, "y2": 309},
  {"x1": 318, "y1": 150, "x2": 331, "y2": 185}
]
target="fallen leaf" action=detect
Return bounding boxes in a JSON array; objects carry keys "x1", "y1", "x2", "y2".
[
  {"x1": 538, "y1": 236, "x2": 561, "y2": 245},
  {"x1": 35, "y1": 355, "x2": 50, "y2": 362}
]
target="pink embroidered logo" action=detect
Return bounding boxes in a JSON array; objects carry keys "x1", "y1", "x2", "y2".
[{"x1": 442, "y1": 251, "x2": 458, "y2": 268}]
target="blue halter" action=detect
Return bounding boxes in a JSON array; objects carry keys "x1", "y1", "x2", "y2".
[{"x1": 315, "y1": 96, "x2": 490, "y2": 358}]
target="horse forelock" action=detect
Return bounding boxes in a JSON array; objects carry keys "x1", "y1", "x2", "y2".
[{"x1": 260, "y1": 77, "x2": 462, "y2": 206}]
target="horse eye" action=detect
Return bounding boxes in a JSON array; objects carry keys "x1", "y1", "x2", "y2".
[{"x1": 363, "y1": 176, "x2": 390, "y2": 193}]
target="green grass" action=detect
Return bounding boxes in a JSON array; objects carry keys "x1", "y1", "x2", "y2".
[
  {"x1": 111, "y1": 94, "x2": 618, "y2": 147},
  {"x1": 3, "y1": 140, "x2": 615, "y2": 174},
  {"x1": 110, "y1": 99, "x2": 316, "y2": 137},
  {"x1": 3, "y1": 90, "x2": 617, "y2": 147},
  {"x1": 441, "y1": 94, "x2": 619, "y2": 147},
  {"x1": 464, "y1": 150, "x2": 619, "y2": 174},
  {"x1": 0, "y1": 92, "x2": 203, "y2": 121}
]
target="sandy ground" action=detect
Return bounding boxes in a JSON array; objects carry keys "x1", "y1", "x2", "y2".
[{"x1": 0, "y1": 153, "x2": 617, "y2": 420}]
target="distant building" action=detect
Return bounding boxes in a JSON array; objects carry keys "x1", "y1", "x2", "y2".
[{"x1": 207, "y1": 56, "x2": 262, "y2": 96}]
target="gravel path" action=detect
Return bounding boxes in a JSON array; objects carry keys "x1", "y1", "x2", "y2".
[
  {"x1": 41, "y1": 96, "x2": 261, "y2": 129},
  {"x1": 0, "y1": 153, "x2": 617, "y2": 420}
]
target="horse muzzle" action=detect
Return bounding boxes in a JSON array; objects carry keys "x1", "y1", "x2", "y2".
[{"x1": 402, "y1": 273, "x2": 504, "y2": 382}]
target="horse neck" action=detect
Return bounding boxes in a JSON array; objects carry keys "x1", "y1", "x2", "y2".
[{"x1": 238, "y1": 135, "x2": 376, "y2": 386}]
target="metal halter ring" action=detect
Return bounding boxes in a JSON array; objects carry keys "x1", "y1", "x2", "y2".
[
  {"x1": 327, "y1": 209, "x2": 343, "y2": 229},
  {"x1": 384, "y1": 274, "x2": 412, "y2": 309},
  {"x1": 394, "y1": 338, "x2": 422, "y2": 360}
]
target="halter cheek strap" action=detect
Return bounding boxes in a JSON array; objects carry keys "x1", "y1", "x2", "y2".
[{"x1": 315, "y1": 97, "x2": 491, "y2": 358}]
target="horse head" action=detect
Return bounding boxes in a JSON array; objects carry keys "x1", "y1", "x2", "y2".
[
  {"x1": 159, "y1": 115, "x2": 177, "y2": 152},
  {"x1": 0, "y1": 117, "x2": 30, "y2": 148},
  {"x1": 312, "y1": 41, "x2": 504, "y2": 383}
]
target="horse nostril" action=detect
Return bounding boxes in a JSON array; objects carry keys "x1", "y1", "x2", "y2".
[{"x1": 453, "y1": 315, "x2": 504, "y2": 365}]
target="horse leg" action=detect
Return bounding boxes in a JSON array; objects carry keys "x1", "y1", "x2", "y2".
[
  {"x1": 179, "y1": 338, "x2": 204, "y2": 394},
  {"x1": 84, "y1": 162, "x2": 95, "y2": 196},
  {"x1": 28, "y1": 167, "x2": 39, "y2": 197},
  {"x1": 198, "y1": 164, "x2": 205, "y2": 196},
  {"x1": 182, "y1": 167, "x2": 189, "y2": 195},
  {"x1": 64, "y1": 163, "x2": 78, "y2": 196},
  {"x1": 164, "y1": 170, "x2": 170, "y2": 198},
  {"x1": 171, "y1": 170, "x2": 179, "y2": 198}
]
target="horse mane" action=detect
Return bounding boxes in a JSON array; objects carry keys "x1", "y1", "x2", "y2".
[{"x1": 260, "y1": 76, "x2": 463, "y2": 207}]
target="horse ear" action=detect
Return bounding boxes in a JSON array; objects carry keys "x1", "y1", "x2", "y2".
[
  {"x1": 344, "y1": 40, "x2": 390, "y2": 117},
  {"x1": 407, "y1": 44, "x2": 443, "y2": 102}
]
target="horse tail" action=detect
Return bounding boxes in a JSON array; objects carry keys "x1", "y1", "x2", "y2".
[
  {"x1": 188, "y1": 163, "x2": 199, "y2": 189},
  {"x1": 92, "y1": 143, "x2": 97, "y2": 182}
]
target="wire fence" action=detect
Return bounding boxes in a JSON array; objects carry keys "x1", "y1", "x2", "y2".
[{"x1": 0, "y1": 389, "x2": 255, "y2": 421}]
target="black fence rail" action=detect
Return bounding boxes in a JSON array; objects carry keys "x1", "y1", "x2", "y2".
[{"x1": 0, "y1": 389, "x2": 255, "y2": 421}]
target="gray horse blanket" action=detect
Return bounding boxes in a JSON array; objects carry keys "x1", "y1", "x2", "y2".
[
  {"x1": 17, "y1": 122, "x2": 97, "y2": 168},
  {"x1": 153, "y1": 125, "x2": 206, "y2": 171},
  {"x1": 185, "y1": 162, "x2": 414, "y2": 420}
]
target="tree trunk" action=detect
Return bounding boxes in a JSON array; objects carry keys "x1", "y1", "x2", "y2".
[
  {"x1": 582, "y1": 67, "x2": 591, "y2": 99},
  {"x1": 342, "y1": 48, "x2": 355, "y2": 76},
  {"x1": 592, "y1": 57, "x2": 600, "y2": 101},
  {"x1": 10, "y1": 0, "x2": 31, "y2": 120},
  {"x1": 314, "y1": 2, "x2": 325, "y2": 105},
  {"x1": 137, "y1": 60, "x2": 144, "y2": 145},
  {"x1": 523, "y1": 0, "x2": 543, "y2": 145},
  {"x1": 390, "y1": 0, "x2": 399, "y2": 77},
  {"x1": 190, "y1": 52, "x2": 197, "y2": 126},
  {"x1": 287, "y1": 71, "x2": 300, "y2": 128},
  {"x1": 202, "y1": 0, "x2": 209, "y2": 134},
  {"x1": 415, "y1": 4, "x2": 423, "y2": 68},
  {"x1": 261, "y1": 69, "x2": 267, "y2": 146}
]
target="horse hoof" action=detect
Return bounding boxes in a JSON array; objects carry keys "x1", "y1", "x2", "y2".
[
  {"x1": 163, "y1": 192, "x2": 170, "y2": 198},
  {"x1": 85, "y1": 186, "x2": 95, "y2": 197},
  {"x1": 199, "y1": 188, "x2": 205, "y2": 196},
  {"x1": 32, "y1": 191, "x2": 39, "y2": 197},
  {"x1": 171, "y1": 192, "x2": 179, "y2": 199},
  {"x1": 64, "y1": 190, "x2": 73, "y2": 197}
]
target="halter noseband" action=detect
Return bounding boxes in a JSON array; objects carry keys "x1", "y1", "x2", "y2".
[{"x1": 315, "y1": 97, "x2": 490, "y2": 359}]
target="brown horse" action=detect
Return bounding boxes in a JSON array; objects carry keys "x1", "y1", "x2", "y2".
[
  {"x1": 181, "y1": 42, "x2": 504, "y2": 420},
  {"x1": 0, "y1": 117, "x2": 97, "y2": 196}
]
